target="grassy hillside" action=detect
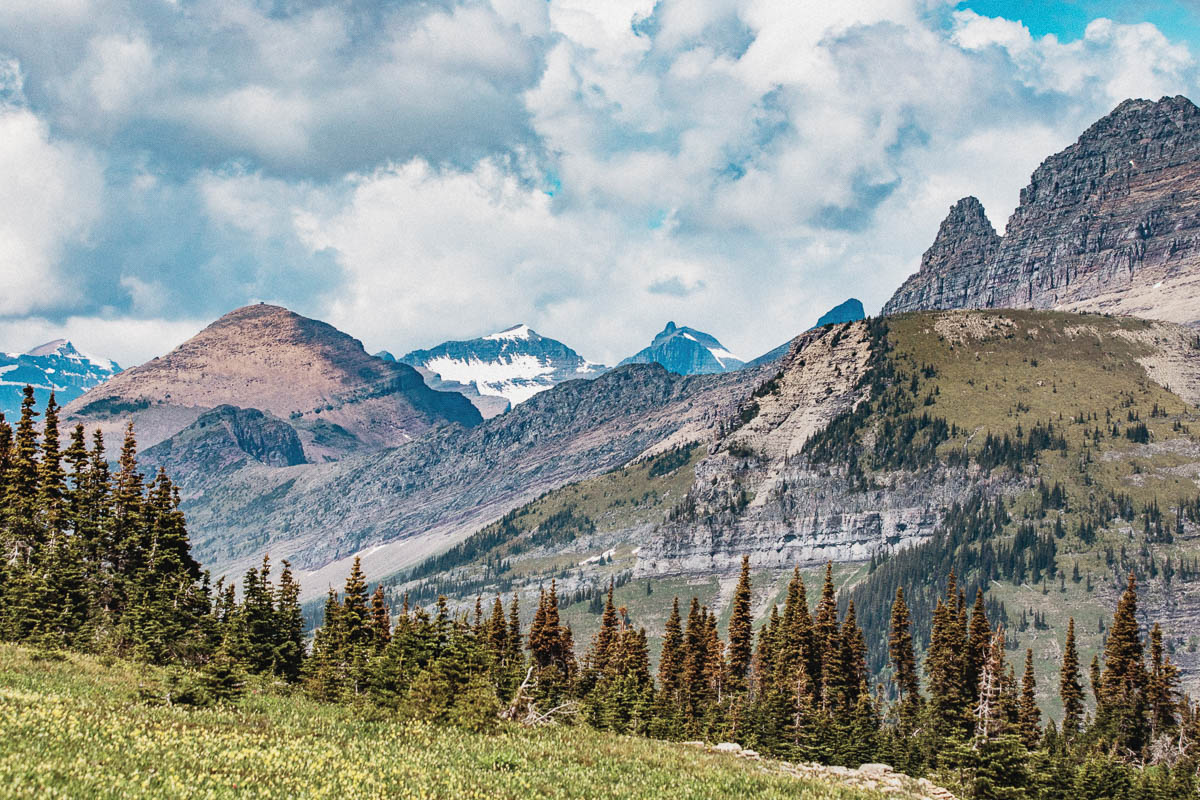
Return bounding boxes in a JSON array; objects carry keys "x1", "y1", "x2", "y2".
[{"x1": 0, "y1": 645, "x2": 891, "y2": 800}]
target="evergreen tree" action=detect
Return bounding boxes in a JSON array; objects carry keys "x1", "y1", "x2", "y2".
[
  {"x1": 966, "y1": 588, "x2": 991, "y2": 699},
  {"x1": 1097, "y1": 572, "x2": 1148, "y2": 753},
  {"x1": 1017, "y1": 648, "x2": 1041, "y2": 748},
  {"x1": 813, "y1": 562, "x2": 839, "y2": 698},
  {"x1": 888, "y1": 586, "x2": 920, "y2": 706},
  {"x1": 371, "y1": 585, "x2": 391, "y2": 646},
  {"x1": 274, "y1": 560, "x2": 305, "y2": 681},
  {"x1": 727, "y1": 555, "x2": 753, "y2": 689},
  {"x1": 1060, "y1": 617, "x2": 1084, "y2": 736},
  {"x1": 658, "y1": 597, "x2": 684, "y2": 701}
]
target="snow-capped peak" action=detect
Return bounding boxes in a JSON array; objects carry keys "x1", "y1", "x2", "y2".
[
  {"x1": 399, "y1": 326, "x2": 607, "y2": 416},
  {"x1": 484, "y1": 324, "x2": 536, "y2": 341},
  {"x1": 25, "y1": 339, "x2": 117, "y2": 371}
]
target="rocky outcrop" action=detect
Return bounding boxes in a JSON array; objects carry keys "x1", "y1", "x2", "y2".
[
  {"x1": 884, "y1": 96, "x2": 1200, "y2": 325},
  {"x1": 143, "y1": 405, "x2": 306, "y2": 486},
  {"x1": 883, "y1": 197, "x2": 1000, "y2": 315},
  {"x1": 65, "y1": 304, "x2": 482, "y2": 460},
  {"x1": 693, "y1": 743, "x2": 957, "y2": 799},
  {"x1": 644, "y1": 323, "x2": 936, "y2": 574},
  {"x1": 637, "y1": 320, "x2": 1015, "y2": 577}
]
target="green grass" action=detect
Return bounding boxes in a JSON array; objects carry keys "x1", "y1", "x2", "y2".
[{"x1": 0, "y1": 644, "x2": 883, "y2": 800}]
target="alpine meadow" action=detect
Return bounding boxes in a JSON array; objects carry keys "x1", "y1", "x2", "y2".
[{"x1": 5, "y1": 2, "x2": 1200, "y2": 799}]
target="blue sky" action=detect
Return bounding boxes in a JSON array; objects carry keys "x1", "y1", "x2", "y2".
[{"x1": 0, "y1": 1, "x2": 1198, "y2": 367}]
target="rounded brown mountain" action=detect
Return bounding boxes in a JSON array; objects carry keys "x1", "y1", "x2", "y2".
[{"x1": 65, "y1": 303, "x2": 482, "y2": 460}]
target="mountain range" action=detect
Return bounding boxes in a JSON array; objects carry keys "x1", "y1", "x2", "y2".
[
  {"x1": 63, "y1": 303, "x2": 481, "y2": 462},
  {"x1": 8, "y1": 94, "x2": 1200, "y2": 701}
]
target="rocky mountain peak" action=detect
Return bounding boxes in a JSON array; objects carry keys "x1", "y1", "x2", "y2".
[
  {"x1": 399, "y1": 325, "x2": 606, "y2": 417},
  {"x1": 881, "y1": 197, "x2": 1000, "y2": 315},
  {"x1": 883, "y1": 95, "x2": 1200, "y2": 324},
  {"x1": 620, "y1": 323, "x2": 744, "y2": 375}
]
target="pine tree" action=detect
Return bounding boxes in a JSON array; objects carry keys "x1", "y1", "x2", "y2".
[
  {"x1": 1060, "y1": 617, "x2": 1084, "y2": 736},
  {"x1": 838, "y1": 601, "x2": 868, "y2": 712},
  {"x1": 1146, "y1": 623, "x2": 1179, "y2": 740},
  {"x1": 926, "y1": 574, "x2": 970, "y2": 740},
  {"x1": 1018, "y1": 648, "x2": 1041, "y2": 748},
  {"x1": 888, "y1": 586, "x2": 920, "y2": 706},
  {"x1": 1097, "y1": 572, "x2": 1148, "y2": 752},
  {"x1": 658, "y1": 597, "x2": 684, "y2": 701},
  {"x1": 813, "y1": 562, "x2": 839, "y2": 697},
  {"x1": 727, "y1": 555, "x2": 754, "y2": 689},
  {"x1": 371, "y1": 585, "x2": 391, "y2": 646},
  {"x1": 966, "y1": 588, "x2": 991, "y2": 699},
  {"x1": 274, "y1": 560, "x2": 305, "y2": 681}
]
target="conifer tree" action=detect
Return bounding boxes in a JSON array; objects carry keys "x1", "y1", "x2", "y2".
[
  {"x1": 274, "y1": 560, "x2": 305, "y2": 681},
  {"x1": 927, "y1": 574, "x2": 970, "y2": 740},
  {"x1": 1146, "y1": 623, "x2": 1179, "y2": 740},
  {"x1": 658, "y1": 597, "x2": 684, "y2": 701},
  {"x1": 966, "y1": 588, "x2": 991, "y2": 699},
  {"x1": 813, "y1": 562, "x2": 839, "y2": 697},
  {"x1": 1098, "y1": 572, "x2": 1148, "y2": 752},
  {"x1": 728, "y1": 555, "x2": 753, "y2": 689},
  {"x1": 1018, "y1": 648, "x2": 1041, "y2": 748},
  {"x1": 838, "y1": 601, "x2": 868, "y2": 712},
  {"x1": 888, "y1": 586, "x2": 920, "y2": 706},
  {"x1": 1060, "y1": 617, "x2": 1084, "y2": 736},
  {"x1": 371, "y1": 585, "x2": 391, "y2": 646},
  {"x1": 974, "y1": 625, "x2": 1008, "y2": 742}
]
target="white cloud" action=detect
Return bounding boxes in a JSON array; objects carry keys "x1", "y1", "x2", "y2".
[
  {"x1": 0, "y1": 0, "x2": 1199, "y2": 368},
  {"x1": 0, "y1": 104, "x2": 102, "y2": 316},
  {"x1": 0, "y1": 315, "x2": 205, "y2": 369}
]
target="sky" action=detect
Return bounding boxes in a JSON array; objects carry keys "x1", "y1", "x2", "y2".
[{"x1": 0, "y1": 0, "x2": 1198, "y2": 368}]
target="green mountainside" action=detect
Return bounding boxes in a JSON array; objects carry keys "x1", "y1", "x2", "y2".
[{"x1": 399, "y1": 310, "x2": 1200, "y2": 708}]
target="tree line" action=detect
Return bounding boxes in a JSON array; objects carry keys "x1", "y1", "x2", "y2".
[{"x1": 1, "y1": 388, "x2": 1198, "y2": 799}]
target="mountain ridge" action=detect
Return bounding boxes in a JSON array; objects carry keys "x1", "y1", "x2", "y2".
[{"x1": 883, "y1": 95, "x2": 1200, "y2": 324}]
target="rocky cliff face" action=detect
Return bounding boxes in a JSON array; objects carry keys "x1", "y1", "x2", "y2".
[
  {"x1": 883, "y1": 96, "x2": 1200, "y2": 325},
  {"x1": 637, "y1": 322, "x2": 991, "y2": 576},
  {"x1": 64, "y1": 304, "x2": 481, "y2": 460},
  {"x1": 143, "y1": 405, "x2": 306, "y2": 486}
]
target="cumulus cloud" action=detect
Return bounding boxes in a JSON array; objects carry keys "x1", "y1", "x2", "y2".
[
  {"x1": 0, "y1": 95, "x2": 103, "y2": 316},
  {"x1": 0, "y1": 0, "x2": 1198, "y2": 367}
]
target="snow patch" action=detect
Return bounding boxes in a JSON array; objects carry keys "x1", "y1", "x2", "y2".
[
  {"x1": 706, "y1": 346, "x2": 741, "y2": 368},
  {"x1": 424, "y1": 353, "x2": 557, "y2": 405},
  {"x1": 483, "y1": 324, "x2": 535, "y2": 341},
  {"x1": 579, "y1": 547, "x2": 617, "y2": 566}
]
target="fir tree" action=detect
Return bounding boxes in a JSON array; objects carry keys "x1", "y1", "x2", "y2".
[
  {"x1": 1017, "y1": 648, "x2": 1041, "y2": 749},
  {"x1": 888, "y1": 586, "x2": 920, "y2": 706},
  {"x1": 966, "y1": 588, "x2": 991, "y2": 699},
  {"x1": 727, "y1": 555, "x2": 753, "y2": 689},
  {"x1": 658, "y1": 597, "x2": 684, "y2": 701},
  {"x1": 1097, "y1": 572, "x2": 1148, "y2": 753},
  {"x1": 1060, "y1": 617, "x2": 1084, "y2": 736},
  {"x1": 371, "y1": 585, "x2": 391, "y2": 646}
]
